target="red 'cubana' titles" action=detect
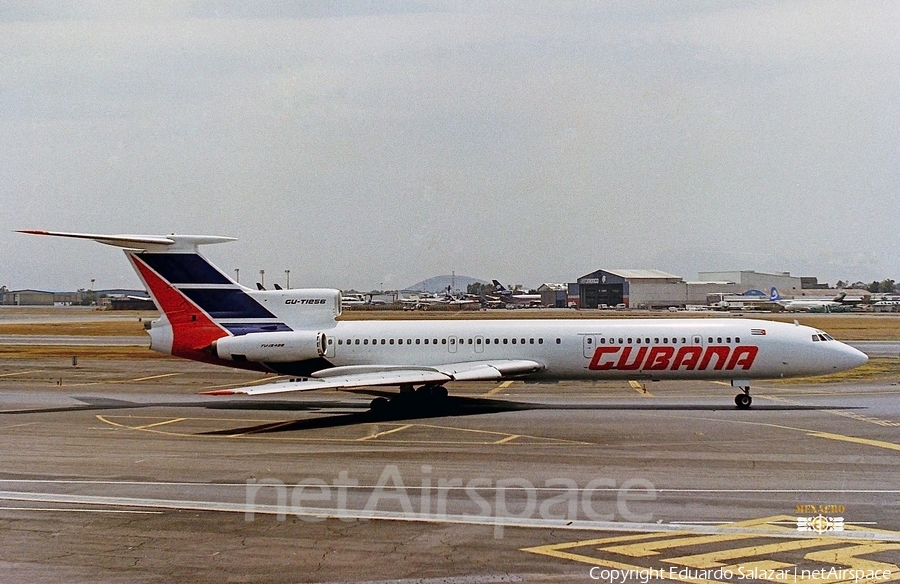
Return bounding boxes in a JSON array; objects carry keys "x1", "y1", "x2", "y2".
[{"x1": 588, "y1": 345, "x2": 758, "y2": 372}]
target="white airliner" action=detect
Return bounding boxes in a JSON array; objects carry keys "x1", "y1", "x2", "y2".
[
  {"x1": 770, "y1": 288, "x2": 847, "y2": 312},
  {"x1": 20, "y1": 231, "x2": 868, "y2": 409}
]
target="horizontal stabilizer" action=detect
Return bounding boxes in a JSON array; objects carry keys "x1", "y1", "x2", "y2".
[{"x1": 18, "y1": 230, "x2": 236, "y2": 252}]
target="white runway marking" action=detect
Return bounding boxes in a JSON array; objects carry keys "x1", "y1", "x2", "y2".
[{"x1": 1, "y1": 489, "x2": 898, "y2": 542}]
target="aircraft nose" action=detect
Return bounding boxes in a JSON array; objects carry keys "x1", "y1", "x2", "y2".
[{"x1": 840, "y1": 343, "x2": 869, "y2": 370}]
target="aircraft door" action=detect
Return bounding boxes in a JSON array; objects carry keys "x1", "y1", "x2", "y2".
[
  {"x1": 448, "y1": 336, "x2": 458, "y2": 353},
  {"x1": 474, "y1": 336, "x2": 484, "y2": 353},
  {"x1": 325, "y1": 336, "x2": 335, "y2": 358},
  {"x1": 583, "y1": 335, "x2": 600, "y2": 358}
]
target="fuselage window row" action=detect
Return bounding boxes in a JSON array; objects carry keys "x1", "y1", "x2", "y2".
[
  {"x1": 335, "y1": 337, "x2": 547, "y2": 347},
  {"x1": 334, "y1": 335, "x2": 746, "y2": 348}
]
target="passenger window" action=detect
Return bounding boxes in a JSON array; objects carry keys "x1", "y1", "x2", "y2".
[
  {"x1": 503, "y1": 339, "x2": 508, "y2": 344},
  {"x1": 364, "y1": 339, "x2": 369, "y2": 345},
  {"x1": 355, "y1": 339, "x2": 360, "y2": 345},
  {"x1": 529, "y1": 338, "x2": 534, "y2": 344},
  {"x1": 416, "y1": 339, "x2": 421, "y2": 345},
  {"x1": 390, "y1": 339, "x2": 394, "y2": 345},
  {"x1": 654, "y1": 338, "x2": 659, "y2": 344},
  {"x1": 636, "y1": 338, "x2": 641, "y2": 344},
  {"x1": 521, "y1": 338, "x2": 525, "y2": 344},
  {"x1": 726, "y1": 337, "x2": 731, "y2": 343},
  {"x1": 442, "y1": 339, "x2": 447, "y2": 345},
  {"x1": 556, "y1": 338, "x2": 561, "y2": 344},
  {"x1": 735, "y1": 337, "x2": 740, "y2": 343},
  {"x1": 512, "y1": 338, "x2": 516, "y2": 344},
  {"x1": 538, "y1": 338, "x2": 544, "y2": 344}
]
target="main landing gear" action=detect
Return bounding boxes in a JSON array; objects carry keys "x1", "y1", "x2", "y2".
[
  {"x1": 734, "y1": 386, "x2": 752, "y2": 409},
  {"x1": 369, "y1": 384, "x2": 449, "y2": 413}
]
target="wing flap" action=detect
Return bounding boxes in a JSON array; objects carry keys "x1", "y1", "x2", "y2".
[
  {"x1": 205, "y1": 369, "x2": 451, "y2": 396},
  {"x1": 203, "y1": 359, "x2": 544, "y2": 396}
]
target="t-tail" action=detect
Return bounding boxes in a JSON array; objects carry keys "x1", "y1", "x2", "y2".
[{"x1": 17, "y1": 231, "x2": 342, "y2": 373}]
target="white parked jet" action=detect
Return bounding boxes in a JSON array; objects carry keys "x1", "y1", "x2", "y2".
[
  {"x1": 770, "y1": 288, "x2": 846, "y2": 312},
  {"x1": 20, "y1": 231, "x2": 868, "y2": 409}
]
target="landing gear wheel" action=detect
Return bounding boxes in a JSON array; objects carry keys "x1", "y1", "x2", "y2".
[
  {"x1": 370, "y1": 397, "x2": 390, "y2": 412},
  {"x1": 734, "y1": 393, "x2": 752, "y2": 409},
  {"x1": 415, "y1": 384, "x2": 448, "y2": 400}
]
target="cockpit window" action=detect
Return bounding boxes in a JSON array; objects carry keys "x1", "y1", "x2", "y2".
[{"x1": 812, "y1": 331, "x2": 834, "y2": 342}]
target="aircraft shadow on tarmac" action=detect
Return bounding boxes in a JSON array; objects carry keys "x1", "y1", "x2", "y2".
[{"x1": 0, "y1": 394, "x2": 860, "y2": 435}]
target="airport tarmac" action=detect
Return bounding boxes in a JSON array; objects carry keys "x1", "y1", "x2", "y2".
[{"x1": 2, "y1": 351, "x2": 900, "y2": 584}]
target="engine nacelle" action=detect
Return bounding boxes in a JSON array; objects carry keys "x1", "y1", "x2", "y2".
[{"x1": 213, "y1": 331, "x2": 326, "y2": 363}]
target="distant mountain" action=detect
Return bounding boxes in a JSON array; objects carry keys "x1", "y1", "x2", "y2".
[{"x1": 404, "y1": 275, "x2": 487, "y2": 294}]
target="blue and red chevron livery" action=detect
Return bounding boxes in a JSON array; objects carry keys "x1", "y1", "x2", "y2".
[{"x1": 18, "y1": 230, "x2": 342, "y2": 375}]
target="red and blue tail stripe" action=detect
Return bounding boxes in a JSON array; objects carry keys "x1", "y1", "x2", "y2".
[{"x1": 130, "y1": 252, "x2": 292, "y2": 367}]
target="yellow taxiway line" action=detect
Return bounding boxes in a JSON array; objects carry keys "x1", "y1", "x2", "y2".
[{"x1": 481, "y1": 380, "x2": 514, "y2": 397}]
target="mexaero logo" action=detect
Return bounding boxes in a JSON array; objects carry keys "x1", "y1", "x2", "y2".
[{"x1": 588, "y1": 345, "x2": 758, "y2": 371}]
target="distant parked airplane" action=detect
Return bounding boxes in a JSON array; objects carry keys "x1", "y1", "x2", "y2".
[
  {"x1": 489, "y1": 280, "x2": 542, "y2": 308},
  {"x1": 769, "y1": 288, "x2": 846, "y2": 312}
]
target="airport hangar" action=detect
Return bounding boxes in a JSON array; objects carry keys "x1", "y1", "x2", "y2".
[{"x1": 572, "y1": 269, "x2": 804, "y2": 309}]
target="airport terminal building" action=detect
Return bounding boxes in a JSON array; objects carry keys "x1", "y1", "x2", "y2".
[
  {"x1": 576, "y1": 269, "x2": 683, "y2": 309},
  {"x1": 575, "y1": 269, "x2": 750, "y2": 309}
]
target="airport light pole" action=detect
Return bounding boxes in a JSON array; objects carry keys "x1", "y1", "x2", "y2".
[
  {"x1": 234, "y1": 268, "x2": 240, "y2": 284},
  {"x1": 285, "y1": 269, "x2": 291, "y2": 289},
  {"x1": 260, "y1": 269, "x2": 265, "y2": 288}
]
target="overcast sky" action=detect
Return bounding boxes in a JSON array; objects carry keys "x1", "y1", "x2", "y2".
[{"x1": 3, "y1": 1, "x2": 898, "y2": 292}]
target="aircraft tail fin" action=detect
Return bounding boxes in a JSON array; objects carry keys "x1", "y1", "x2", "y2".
[
  {"x1": 22, "y1": 229, "x2": 342, "y2": 374},
  {"x1": 19, "y1": 230, "x2": 261, "y2": 366},
  {"x1": 769, "y1": 287, "x2": 783, "y2": 302}
]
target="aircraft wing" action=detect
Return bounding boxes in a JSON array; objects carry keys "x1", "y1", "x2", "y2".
[{"x1": 202, "y1": 359, "x2": 544, "y2": 396}]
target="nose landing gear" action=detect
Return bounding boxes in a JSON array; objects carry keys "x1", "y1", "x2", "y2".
[{"x1": 734, "y1": 386, "x2": 752, "y2": 409}]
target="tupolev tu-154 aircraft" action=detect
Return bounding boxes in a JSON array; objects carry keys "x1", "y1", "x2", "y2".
[{"x1": 20, "y1": 230, "x2": 868, "y2": 410}]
